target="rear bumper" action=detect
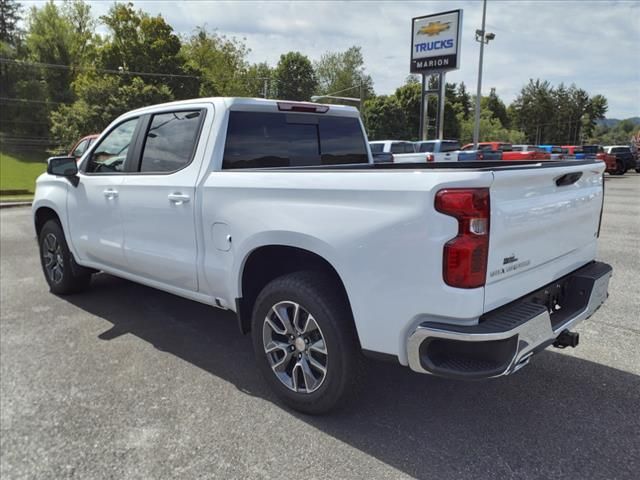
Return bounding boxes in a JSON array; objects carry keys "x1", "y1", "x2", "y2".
[{"x1": 407, "y1": 261, "x2": 612, "y2": 379}]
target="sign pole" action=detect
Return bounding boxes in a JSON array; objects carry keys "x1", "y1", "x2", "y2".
[
  {"x1": 411, "y1": 9, "x2": 462, "y2": 142},
  {"x1": 419, "y1": 74, "x2": 426, "y2": 141},
  {"x1": 437, "y1": 72, "x2": 446, "y2": 140}
]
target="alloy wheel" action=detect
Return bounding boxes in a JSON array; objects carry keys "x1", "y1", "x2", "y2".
[
  {"x1": 42, "y1": 233, "x2": 64, "y2": 284},
  {"x1": 262, "y1": 301, "x2": 328, "y2": 393}
]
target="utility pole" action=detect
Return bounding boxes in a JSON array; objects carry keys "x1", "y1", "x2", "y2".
[{"x1": 472, "y1": 0, "x2": 488, "y2": 148}]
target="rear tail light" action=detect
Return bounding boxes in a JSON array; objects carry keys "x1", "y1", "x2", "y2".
[
  {"x1": 277, "y1": 102, "x2": 329, "y2": 113},
  {"x1": 426, "y1": 153, "x2": 435, "y2": 162},
  {"x1": 435, "y1": 188, "x2": 490, "y2": 289}
]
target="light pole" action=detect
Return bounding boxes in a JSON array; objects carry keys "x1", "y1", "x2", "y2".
[{"x1": 472, "y1": 0, "x2": 495, "y2": 148}]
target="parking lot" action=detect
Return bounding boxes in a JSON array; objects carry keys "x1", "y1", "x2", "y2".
[{"x1": 1, "y1": 173, "x2": 638, "y2": 480}]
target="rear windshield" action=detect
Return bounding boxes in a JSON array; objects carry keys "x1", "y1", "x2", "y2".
[
  {"x1": 417, "y1": 142, "x2": 434, "y2": 152},
  {"x1": 499, "y1": 143, "x2": 513, "y2": 152},
  {"x1": 612, "y1": 147, "x2": 631, "y2": 153},
  {"x1": 440, "y1": 141, "x2": 461, "y2": 152},
  {"x1": 222, "y1": 111, "x2": 368, "y2": 169},
  {"x1": 369, "y1": 143, "x2": 384, "y2": 153}
]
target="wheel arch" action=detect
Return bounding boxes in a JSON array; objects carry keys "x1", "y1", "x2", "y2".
[
  {"x1": 235, "y1": 244, "x2": 357, "y2": 345},
  {"x1": 34, "y1": 206, "x2": 62, "y2": 236}
]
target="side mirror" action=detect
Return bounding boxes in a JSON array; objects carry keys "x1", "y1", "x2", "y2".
[
  {"x1": 47, "y1": 156, "x2": 79, "y2": 186},
  {"x1": 372, "y1": 152, "x2": 394, "y2": 164}
]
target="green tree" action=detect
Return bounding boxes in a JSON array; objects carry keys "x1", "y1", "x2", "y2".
[
  {"x1": 50, "y1": 72, "x2": 173, "y2": 149},
  {"x1": 273, "y1": 52, "x2": 316, "y2": 101},
  {"x1": 393, "y1": 77, "x2": 421, "y2": 140},
  {"x1": 483, "y1": 87, "x2": 508, "y2": 128},
  {"x1": 456, "y1": 82, "x2": 472, "y2": 120},
  {"x1": 458, "y1": 106, "x2": 525, "y2": 144},
  {"x1": 243, "y1": 61, "x2": 274, "y2": 98},
  {"x1": 314, "y1": 46, "x2": 374, "y2": 103},
  {"x1": 100, "y1": 3, "x2": 197, "y2": 98},
  {"x1": 181, "y1": 27, "x2": 249, "y2": 96},
  {"x1": 362, "y1": 95, "x2": 407, "y2": 140},
  {"x1": 0, "y1": 0, "x2": 22, "y2": 45}
]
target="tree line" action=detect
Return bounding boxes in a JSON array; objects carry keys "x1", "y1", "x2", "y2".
[{"x1": 0, "y1": 0, "x2": 628, "y2": 153}]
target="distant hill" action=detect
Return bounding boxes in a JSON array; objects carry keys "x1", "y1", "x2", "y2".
[{"x1": 596, "y1": 117, "x2": 640, "y2": 128}]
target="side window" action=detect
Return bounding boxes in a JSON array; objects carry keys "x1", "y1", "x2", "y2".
[
  {"x1": 72, "y1": 139, "x2": 88, "y2": 158},
  {"x1": 403, "y1": 143, "x2": 416, "y2": 153},
  {"x1": 369, "y1": 143, "x2": 384, "y2": 153},
  {"x1": 139, "y1": 110, "x2": 203, "y2": 173},
  {"x1": 86, "y1": 118, "x2": 139, "y2": 173}
]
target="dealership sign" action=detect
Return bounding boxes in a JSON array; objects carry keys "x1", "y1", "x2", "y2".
[{"x1": 410, "y1": 9, "x2": 462, "y2": 73}]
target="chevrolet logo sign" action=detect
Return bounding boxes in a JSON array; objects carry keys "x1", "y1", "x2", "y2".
[{"x1": 418, "y1": 21, "x2": 451, "y2": 36}]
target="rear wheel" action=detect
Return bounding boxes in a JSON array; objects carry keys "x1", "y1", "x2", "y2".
[
  {"x1": 251, "y1": 271, "x2": 361, "y2": 414},
  {"x1": 614, "y1": 160, "x2": 625, "y2": 175},
  {"x1": 38, "y1": 220, "x2": 91, "y2": 294}
]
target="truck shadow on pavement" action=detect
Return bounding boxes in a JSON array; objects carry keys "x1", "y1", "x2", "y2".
[{"x1": 65, "y1": 273, "x2": 639, "y2": 479}]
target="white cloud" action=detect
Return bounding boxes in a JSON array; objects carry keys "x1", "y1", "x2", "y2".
[{"x1": 23, "y1": 0, "x2": 640, "y2": 118}]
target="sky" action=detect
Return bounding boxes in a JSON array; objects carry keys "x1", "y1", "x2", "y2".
[{"x1": 24, "y1": 0, "x2": 640, "y2": 119}]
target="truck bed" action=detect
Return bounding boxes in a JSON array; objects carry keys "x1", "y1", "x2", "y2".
[{"x1": 250, "y1": 160, "x2": 600, "y2": 172}]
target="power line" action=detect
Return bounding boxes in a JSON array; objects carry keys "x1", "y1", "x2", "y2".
[
  {"x1": 0, "y1": 97, "x2": 72, "y2": 105},
  {"x1": 0, "y1": 58, "x2": 200, "y2": 80}
]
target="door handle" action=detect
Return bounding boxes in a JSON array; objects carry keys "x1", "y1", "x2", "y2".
[
  {"x1": 168, "y1": 192, "x2": 190, "y2": 205},
  {"x1": 103, "y1": 189, "x2": 118, "y2": 199}
]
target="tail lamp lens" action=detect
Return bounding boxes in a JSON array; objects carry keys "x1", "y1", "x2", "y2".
[{"x1": 435, "y1": 188, "x2": 490, "y2": 288}]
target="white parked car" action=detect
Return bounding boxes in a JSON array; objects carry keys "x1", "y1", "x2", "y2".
[
  {"x1": 33, "y1": 97, "x2": 612, "y2": 413},
  {"x1": 369, "y1": 140, "x2": 426, "y2": 163},
  {"x1": 413, "y1": 140, "x2": 461, "y2": 162}
]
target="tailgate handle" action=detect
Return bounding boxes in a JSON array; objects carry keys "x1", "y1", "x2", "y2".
[{"x1": 555, "y1": 172, "x2": 582, "y2": 187}]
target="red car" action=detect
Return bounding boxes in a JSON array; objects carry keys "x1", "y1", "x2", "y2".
[
  {"x1": 69, "y1": 134, "x2": 99, "y2": 161},
  {"x1": 462, "y1": 142, "x2": 549, "y2": 161}
]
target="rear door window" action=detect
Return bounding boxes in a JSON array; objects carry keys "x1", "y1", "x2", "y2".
[
  {"x1": 499, "y1": 143, "x2": 513, "y2": 152},
  {"x1": 139, "y1": 110, "x2": 204, "y2": 173},
  {"x1": 222, "y1": 111, "x2": 368, "y2": 169},
  {"x1": 369, "y1": 143, "x2": 384, "y2": 153}
]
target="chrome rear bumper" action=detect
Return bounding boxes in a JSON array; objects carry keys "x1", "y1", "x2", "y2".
[{"x1": 407, "y1": 261, "x2": 612, "y2": 379}]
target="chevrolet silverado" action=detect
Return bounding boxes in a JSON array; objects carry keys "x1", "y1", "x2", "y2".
[{"x1": 33, "y1": 98, "x2": 612, "y2": 413}]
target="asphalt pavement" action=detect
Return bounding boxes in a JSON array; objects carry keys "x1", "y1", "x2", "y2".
[{"x1": 1, "y1": 173, "x2": 639, "y2": 479}]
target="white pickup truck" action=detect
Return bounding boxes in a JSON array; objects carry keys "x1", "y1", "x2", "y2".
[
  {"x1": 414, "y1": 140, "x2": 461, "y2": 162},
  {"x1": 34, "y1": 97, "x2": 612, "y2": 414},
  {"x1": 369, "y1": 140, "x2": 427, "y2": 163}
]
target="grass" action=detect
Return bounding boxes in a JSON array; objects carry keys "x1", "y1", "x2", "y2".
[{"x1": 0, "y1": 149, "x2": 48, "y2": 194}]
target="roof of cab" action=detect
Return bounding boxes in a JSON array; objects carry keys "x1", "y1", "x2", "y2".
[{"x1": 126, "y1": 97, "x2": 360, "y2": 118}]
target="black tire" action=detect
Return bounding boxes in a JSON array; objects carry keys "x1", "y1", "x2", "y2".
[
  {"x1": 635, "y1": 168, "x2": 640, "y2": 173},
  {"x1": 38, "y1": 219, "x2": 91, "y2": 294},
  {"x1": 251, "y1": 271, "x2": 361, "y2": 414},
  {"x1": 614, "y1": 160, "x2": 625, "y2": 175}
]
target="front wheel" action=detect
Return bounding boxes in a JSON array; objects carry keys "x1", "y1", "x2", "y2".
[
  {"x1": 251, "y1": 271, "x2": 361, "y2": 414},
  {"x1": 38, "y1": 220, "x2": 92, "y2": 294}
]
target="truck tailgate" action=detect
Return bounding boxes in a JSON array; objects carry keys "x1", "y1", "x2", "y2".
[{"x1": 484, "y1": 162, "x2": 605, "y2": 311}]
